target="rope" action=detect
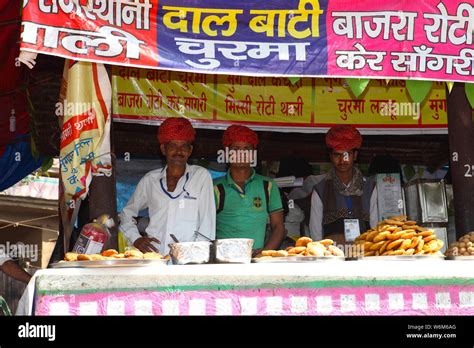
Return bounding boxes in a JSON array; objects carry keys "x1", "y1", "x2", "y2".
[
  {"x1": 0, "y1": 214, "x2": 58, "y2": 229},
  {"x1": 0, "y1": 217, "x2": 59, "y2": 234}
]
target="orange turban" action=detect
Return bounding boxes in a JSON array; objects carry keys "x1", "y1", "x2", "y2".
[
  {"x1": 325, "y1": 125, "x2": 362, "y2": 151},
  {"x1": 222, "y1": 125, "x2": 259, "y2": 147},
  {"x1": 158, "y1": 117, "x2": 195, "y2": 144}
]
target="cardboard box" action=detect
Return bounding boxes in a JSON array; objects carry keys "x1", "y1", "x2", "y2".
[{"x1": 0, "y1": 227, "x2": 57, "y2": 269}]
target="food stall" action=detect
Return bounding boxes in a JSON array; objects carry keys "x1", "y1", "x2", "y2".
[
  {"x1": 17, "y1": 261, "x2": 474, "y2": 316},
  {"x1": 14, "y1": 0, "x2": 474, "y2": 316}
]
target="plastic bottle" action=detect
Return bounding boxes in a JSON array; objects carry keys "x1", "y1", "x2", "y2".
[{"x1": 72, "y1": 215, "x2": 115, "y2": 254}]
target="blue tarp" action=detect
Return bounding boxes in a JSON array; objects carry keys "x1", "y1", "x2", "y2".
[{"x1": 0, "y1": 136, "x2": 43, "y2": 192}]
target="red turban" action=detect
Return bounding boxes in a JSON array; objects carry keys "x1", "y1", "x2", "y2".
[
  {"x1": 158, "y1": 117, "x2": 196, "y2": 144},
  {"x1": 222, "y1": 125, "x2": 259, "y2": 147},
  {"x1": 325, "y1": 125, "x2": 362, "y2": 151}
]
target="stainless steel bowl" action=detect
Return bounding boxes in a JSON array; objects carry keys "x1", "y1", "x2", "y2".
[
  {"x1": 169, "y1": 241, "x2": 212, "y2": 265},
  {"x1": 214, "y1": 238, "x2": 254, "y2": 263}
]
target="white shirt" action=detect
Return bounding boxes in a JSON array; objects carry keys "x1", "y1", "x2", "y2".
[{"x1": 119, "y1": 164, "x2": 216, "y2": 255}]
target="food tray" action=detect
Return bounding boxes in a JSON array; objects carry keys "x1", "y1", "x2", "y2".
[
  {"x1": 252, "y1": 256, "x2": 345, "y2": 263},
  {"x1": 353, "y1": 255, "x2": 445, "y2": 261},
  {"x1": 445, "y1": 256, "x2": 474, "y2": 261},
  {"x1": 169, "y1": 241, "x2": 212, "y2": 265},
  {"x1": 50, "y1": 258, "x2": 169, "y2": 268},
  {"x1": 214, "y1": 238, "x2": 253, "y2": 263}
]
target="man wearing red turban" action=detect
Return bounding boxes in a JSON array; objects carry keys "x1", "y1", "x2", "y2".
[
  {"x1": 214, "y1": 125, "x2": 285, "y2": 256},
  {"x1": 120, "y1": 117, "x2": 215, "y2": 255},
  {"x1": 309, "y1": 125, "x2": 378, "y2": 244}
]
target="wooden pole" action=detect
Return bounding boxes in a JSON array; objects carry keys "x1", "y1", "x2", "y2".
[
  {"x1": 88, "y1": 120, "x2": 118, "y2": 250},
  {"x1": 447, "y1": 82, "x2": 474, "y2": 238}
]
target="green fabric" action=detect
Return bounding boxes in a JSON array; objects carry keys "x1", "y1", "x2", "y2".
[
  {"x1": 213, "y1": 169, "x2": 283, "y2": 248},
  {"x1": 0, "y1": 296, "x2": 11, "y2": 316}
]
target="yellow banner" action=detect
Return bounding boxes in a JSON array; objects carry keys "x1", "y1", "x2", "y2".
[{"x1": 112, "y1": 67, "x2": 447, "y2": 134}]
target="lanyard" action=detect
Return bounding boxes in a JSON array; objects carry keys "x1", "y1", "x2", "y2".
[
  {"x1": 344, "y1": 196, "x2": 353, "y2": 214},
  {"x1": 160, "y1": 172, "x2": 190, "y2": 199}
]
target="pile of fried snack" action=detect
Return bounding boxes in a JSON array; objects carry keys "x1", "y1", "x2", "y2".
[
  {"x1": 256, "y1": 237, "x2": 345, "y2": 258},
  {"x1": 63, "y1": 249, "x2": 166, "y2": 261},
  {"x1": 353, "y1": 215, "x2": 444, "y2": 257},
  {"x1": 445, "y1": 231, "x2": 474, "y2": 257}
]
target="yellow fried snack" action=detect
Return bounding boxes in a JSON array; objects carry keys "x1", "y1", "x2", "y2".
[
  {"x1": 261, "y1": 250, "x2": 275, "y2": 257},
  {"x1": 288, "y1": 246, "x2": 306, "y2": 255},
  {"x1": 404, "y1": 220, "x2": 417, "y2": 225},
  {"x1": 370, "y1": 241, "x2": 385, "y2": 251},
  {"x1": 77, "y1": 254, "x2": 93, "y2": 261},
  {"x1": 389, "y1": 249, "x2": 405, "y2": 255},
  {"x1": 101, "y1": 249, "x2": 118, "y2": 257},
  {"x1": 113, "y1": 253, "x2": 125, "y2": 259},
  {"x1": 356, "y1": 231, "x2": 370, "y2": 241},
  {"x1": 374, "y1": 231, "x2": 391, "y2": 243},
  {"x1": 64, "y1": 252, "x2": 79, "y2": 261},
  {"x1": 400, "y1": 231, "x2": 416, "y2": 239},
  {"x1": 317, "y1": 239, "x2": 334, "y2": 246},
  {"x1": 400, "y1": 239, "x2": 413, "y2": 250},
  {"x1": 124, "y1": 249, "x2": 144, "y2": 259},
  {"x1": 271, "y1": 250, "x2": 289, "y2": 257},
  {"x1": 364, "y1": 251, "x2": 376, "y2": 257},
  {"x1": 387, "y1": 239, "x2": 404, "y2": 250},
  {"x1": 327, "y1": 245, "x2": 344, "y2": 257},
  {"x1": 388, "y1": 215, "x2": 407, "y2": 221},
  {"x1": 423, "y1": 235, "x2": 437, "y2": 243},
  {"x1": 379, "y1": 240, "x2": 391, "y2": 254},
  {"x1": 143, "y1": 252, "x2": 163, "y2": 259},
  {"x1": 384, "y1": 219, "x2": 405, "y2": 226},
  {"x1": 414, "y1": 249, "x2": 425, "y2": 255},
  {"x1": 436, "y1": 239, "x2": 444, "y2": 251},
  {"x1": 409, "y1": 236, "x2": 422, "y2": 249},
  {"x1": 387, "y1": 231, "x2": 404, "y2": 240},
  {"x1": 423, "y1": 240, "x2": 439, "y2": 252},
  {"x1": 295, "y1": 237, "x2": 313, "y2": 247},
  {"x1": 363, "y1": 241, "x2": 374, "y2": 250},
  {"x1": 415, "y1": 239, "x2": 425, "y2": 253},
  {"x1": 306, "y1": 242, "x2": 326, "y2": 257},
  {"x1": 365, "y1": 230, "x2": 380, "y2": 242},
  {"x1": 404, "y1": 248, "x2": 415, "y2": 255},
  {"x1": 90, "y1": 254, "x2": 107, "y2": 261}
]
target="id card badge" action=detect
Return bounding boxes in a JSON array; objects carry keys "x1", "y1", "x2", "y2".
[{"x1": 344, "y1": 219, "x2": 360, "y2": 242}]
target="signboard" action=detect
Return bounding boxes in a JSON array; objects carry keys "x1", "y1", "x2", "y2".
[
  {"x1": 112, "y1": 68, "x2": 448, "y2": 134},
  {"x1": 20, "y1": 0, "x2": 474, "y2": 82}
]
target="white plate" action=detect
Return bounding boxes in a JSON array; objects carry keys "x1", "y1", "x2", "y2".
[
  {"x1": 50, "y1": 258, "x2": 169, "y2": 268},
  {"x1": 252, "y1": 256, "x2": 345, "y2": 263}
]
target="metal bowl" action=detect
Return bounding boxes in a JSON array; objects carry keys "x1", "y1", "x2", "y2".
[
  {"x1": 214, "y1": 238, "x2": 254, "y2": 263},
  {"x1": 169, "y1": 241, "x2": 212, "y2": 265}
]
